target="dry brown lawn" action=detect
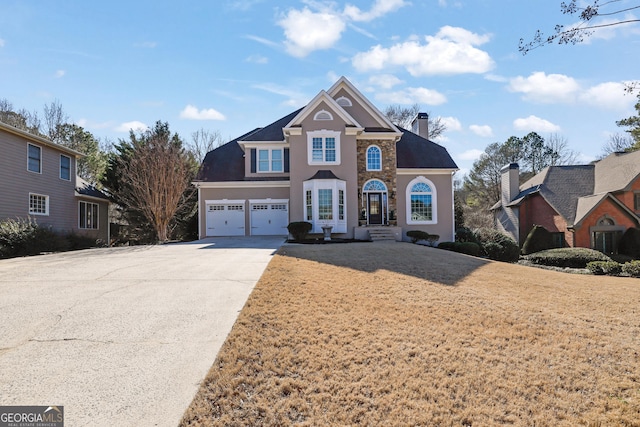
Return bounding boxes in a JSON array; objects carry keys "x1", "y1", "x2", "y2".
[{"x1": 180, "y1": 242, "x2": 640, "y2": 426}]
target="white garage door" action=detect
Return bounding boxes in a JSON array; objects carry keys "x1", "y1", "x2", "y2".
[
  {"x1": 205, "y1": 202, "x2": 245, "y2": 236},
  {"x1": 250, "y1": 201, "x2": 289, "y2": 236}
]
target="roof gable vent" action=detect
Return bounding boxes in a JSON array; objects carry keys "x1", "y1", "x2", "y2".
[{"x1": 336, "y1": 96, "x2": 352, "y2": 107}]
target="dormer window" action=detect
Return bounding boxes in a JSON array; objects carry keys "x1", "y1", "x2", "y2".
[
  {"x1": 313, "y1": 110, "x2": 333, "y2": 121},
  {"x1": 258, "y1": 149, "x2": 283, "y2": 172}
]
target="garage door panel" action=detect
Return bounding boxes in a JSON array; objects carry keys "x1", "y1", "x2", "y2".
[
  {"x1": 251, "y1": 202, "x2": 289, "y2": 235},
  {"x1": 206, "y1": 203, "x2": 245, "y2": 236}
]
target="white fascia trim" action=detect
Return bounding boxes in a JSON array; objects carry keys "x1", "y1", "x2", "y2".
[
  {"x1": 283, "y1": 90, "x2": 362, "y2": 130},
  {"x1": 397, "y1": 168, "x2": 459, "y2": 175},
  {"x1": 345, "y1": 127, "x2": 365, "y2": 136},
  {"x1": 327, "y1": 77, "x2": 401, "y2": 134},
  {"x1": 357, "y1": 132, "x2": 402, "y2": 141},
  {"x1": 193, "y1": 181, "x2": 290, "y2": 189},
  {"x1": 205, "y1": 199, "x2": 245, "y2": 204},
  {"x1": 249, "y1": 198, "x2": 289, "y2": 204}
]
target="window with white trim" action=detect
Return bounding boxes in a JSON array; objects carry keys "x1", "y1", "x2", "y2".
[
  {"x1": 303, "y1": 179, "x2": 347, "y2": 233},
  {"x1": 366, "y1": 145, "x2": 382, "y2": 171},
  {"x1": 406, "y1": 177, "x2": 437, "y2": 224},
  {"x1": 60, "y1": 155, "x2": 71, "y2": 181},
  {"x1": 79, "y1": 201, "x2": 99, "y2": 229},
  {"x1": 313, "y1": 110, "x2": 333, "y2": 121},
  {"x1": 28, "y1": 144, "x2": 41, "y2": 173},
  {"x1": 29, "y1": 193, "x2": 49, "y2": 215},
  {"x1": 258, "y1": 149, "x2": 283, "y2": 172},
  {"x1": 307, "y1": 130, "x2": 341, "y2": 165}
]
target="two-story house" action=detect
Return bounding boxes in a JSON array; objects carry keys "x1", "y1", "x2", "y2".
[
  {"x1": 0, "y1": 122, "x2": 110, "y2": 243},
  {"x1": 193, "y1": 76, "x2": 458, "y2": 241},
  {"x1": 492, "y1": 150, "x2": 640, "y2": 254}
]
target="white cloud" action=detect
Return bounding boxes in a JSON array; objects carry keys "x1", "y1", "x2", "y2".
[
  {"x1": 352, "y1": 26, "x2": 494, "y2": 76},
  {"x1": 469, "y1": 124, "x2": 493, "y2": 137},
  {"x1": 54, "y1": 70, "x2": 65, "y2": 78},
  {"x1": 579, "y1": 82, "x2": 635, "y2": 110},
  {"x1": 513, "y1": 115, "x2": 561, "y2": 133},
  {"x1": 440, "y1": 116, "x2": 462, "y2": 132},
  {"x1": 368, "y1": 74, "x2": 403, "y2": 89},
  {"x1": 179, "y1": 104, "x2": 226, "y2": 121},
  {"x1": 246, "y1": 54, "x2": 268, "y2": 64},
  {"x1": 458, "y1": 149, "x2": 484, "y2": 161},
  {"x1": 508, "y1": 71, "x2": 580, "y2": 103},
  {"x1": 244, "y1": 34, "x2": 280, "y2": 49},
  {"x1": 253, "y1": 83, "x2": 308, "y2": 107},
  {"x1": 376, "y1": 87, "x2": 447, "y2": 105},
  {"x1": 115, "y1": 121, "x2": 149, "y2": 133},
  {"x1": 344, "y1": 0, "x2": 408, "y2": 22},
  {"x1": 0, "y1": 39, "x2": 5, "y2": 47},
  {"x1": 278, "y1": 7, "x2": 346, "y2": 58},
  {"x1": 76, "y1": 119, "x2": 112, "y2": 129}
]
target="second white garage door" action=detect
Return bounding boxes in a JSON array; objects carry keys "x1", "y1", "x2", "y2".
[{"x1": 250, "y1": 200, "x2": 289, "y2": 236}]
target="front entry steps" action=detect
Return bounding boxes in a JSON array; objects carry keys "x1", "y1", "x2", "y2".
[{"x1": 367, "y1": 227, "x2": 400, "y2": 242}]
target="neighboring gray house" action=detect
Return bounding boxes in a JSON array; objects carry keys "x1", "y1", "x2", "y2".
[
  {"x1": 0, "y1": 121, "x2": 110, "y2": 243},
  {"x1": 193, "y1": 76, "x2": 459, "y2": 241}
]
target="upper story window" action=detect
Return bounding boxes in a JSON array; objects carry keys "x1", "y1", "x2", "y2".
[
  {"x1": 258, "y1": 149, "x2": 283, "y2": 173},
  {"x1": 29, "y1": 193, "x2": 49, "y2": 215},
  {"x1": 366, "y1": 145, "x2": 382, "y2": 171},
  {"x1": 307, "y1": 130, "x2": 341, "y2": 165},
  {"x1": 28, "y1": 143, "x2": 41, "y2": 173},
  {"x1": 313, "y1": 110, "x2": 333, "y2": 121},
  {"x1": 406, "y1": 177, "x2": 437, "y2": 224},
  {"x1": 60, "y1": 155, "x2": 71, "y2": 181}
]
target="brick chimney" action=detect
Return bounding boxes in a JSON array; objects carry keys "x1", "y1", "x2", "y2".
[
  {"x1": 501, "y1": 163, "x2": 520, "y2": 206},
  {"x1": 411, "y1": 112, "x2": 429, "y2": 139}
]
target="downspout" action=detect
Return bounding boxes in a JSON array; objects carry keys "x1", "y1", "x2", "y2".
[
  {"x1": 196, "y1": 184, "x2": 202, "y2": 239},
  {"x1": 451, "y1": 170, "x2": 456, "y2": 241}
]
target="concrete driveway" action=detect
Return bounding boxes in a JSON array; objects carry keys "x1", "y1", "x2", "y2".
[{"x1": 0, "y1": 236, "x2": 284, "y2": 427}]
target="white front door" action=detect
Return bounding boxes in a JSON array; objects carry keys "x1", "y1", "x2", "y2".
[
  {"x1": 250, "y1": 201, "x2": 289, "y2": 235},
  {"x1": 205, "y1": 202, "x2": 245, "y2": 236}
]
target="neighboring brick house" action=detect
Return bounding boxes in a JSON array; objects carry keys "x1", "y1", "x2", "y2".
[
  {"x1": 193, "y1": 76, "x2": 459, "y2": 241},
  {"x1": 0, "y1": 121, "x2": 110, "y2": 243},
  {"x1": 492, "y1": 150, "x2": 640, "y2": 254}
]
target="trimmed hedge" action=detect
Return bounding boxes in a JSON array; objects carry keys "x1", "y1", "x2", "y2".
[
  {"x1": 586, "y1": 261, "x2": 622, "y2": 276},
  {"x1": 521, "y1": 225, "x2": 554, "y2": 255},
  {"x1": 287, "y1": 221, "x2": 312, "y2": 241},
  {"x1": 475, "y1": 228, "x2": 520, "y2": 263},
  {"x1": 438, "y1": 241, "x2": 481, "y2": 257},
  {"x1": 406, "y1": 230, "x2": 439, "y2": 246},
  {"x1": 525, "y1": 248, "x2": 611, "y2": 268},
  {"x1": 622, "y1": 261, "x2": 640, "y2": 277},
  {"x1": 455, "y1": 227, "x2": 479, "y2": 244}
]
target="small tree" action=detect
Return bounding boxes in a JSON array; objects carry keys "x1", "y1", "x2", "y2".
[{"x1": 521, "y1": 225, "x2": 554, "y2": 255}]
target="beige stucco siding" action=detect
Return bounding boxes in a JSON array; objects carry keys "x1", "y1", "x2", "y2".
[
  {"x1": 287, "y1": 102, "x2": 359, "y2": 237},
  {"x1": 396, "y1": 172, "x2": 455, "y2": 242},
  {"x1": 331, "y1": 88, "x2": 382, "y2": 129},
  {"x1": 197, "y1": 185, "x2": 290, "y2": 237},
  {"x1": 0, "y1": 129, "x2": 79, "y2": 232}
]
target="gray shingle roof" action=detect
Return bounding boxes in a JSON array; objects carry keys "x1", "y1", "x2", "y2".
[
  {"x1": 396, "y1": 126, "x2": 458, "y2": 169},
  {"x1": 593, "y1": 150, "x2": 640, "y2": 194}
]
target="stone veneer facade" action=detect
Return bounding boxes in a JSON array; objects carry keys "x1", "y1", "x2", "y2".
[{"x1": 356, "y1": 139, "x2": 398, "y2": 226}]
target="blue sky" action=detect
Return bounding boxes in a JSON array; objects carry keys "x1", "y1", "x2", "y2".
[{"x1": 1, "y1": 0, "x2": 638, "y2": 175}]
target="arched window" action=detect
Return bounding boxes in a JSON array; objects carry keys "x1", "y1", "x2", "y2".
[
  {"x1": 313, "y1": 110, "x2": 333, "y2": 121},
  {"x1": 366, "y1": 145, "x2": 381, "y2": 171},
  {"x1": 336, "y1": 96, "x2": 352, "y2": 107},
  {"x1": 406, "y1": 177, "x2": 437, "y2": 224},
  {"x1": 363, "y1": 179, "x2": 387, "y2": 192}
]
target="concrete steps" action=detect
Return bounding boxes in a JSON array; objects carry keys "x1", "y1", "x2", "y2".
[{"x1": 367, "y1": 228, "x2": 397, "y2": 242}]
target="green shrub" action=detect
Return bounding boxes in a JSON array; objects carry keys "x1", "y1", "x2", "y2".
[
  {"x1": 455, "y1": 227, "x2": 479, "y2": 244},
  {"x1": 475, "y1": 228, "x2": 520, "y2": 263},
  {"x1": 622, "y1": 260, "x2": 640, "y2": 277},
  {"x1": 407, "y1": 230, "x2": 430, "y2": 243},
  {"x1": 425, "y1": 234, "x2": 439, "y2": 247},
  {"x1": 526, "y1": 248, "x2": 611, "y2": 268},
  {"x1": 0, "y1": 218, "x2": 67, "y2": 258},
  {"x1": 287, "y1": 221, "x2": 312, "y2": 241},
  {"x1": 618, "y1": 227, "x2": 640, "y2": 259},
  {"x1": 437, "y1": 241, "x2": 481, "y2": 257},
  {"x1": 521, "y1": 225, "x2": 554, "y2": 255},
  {"x1": 587, "y1": 261, "x2": 622, "y2": 276}
]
